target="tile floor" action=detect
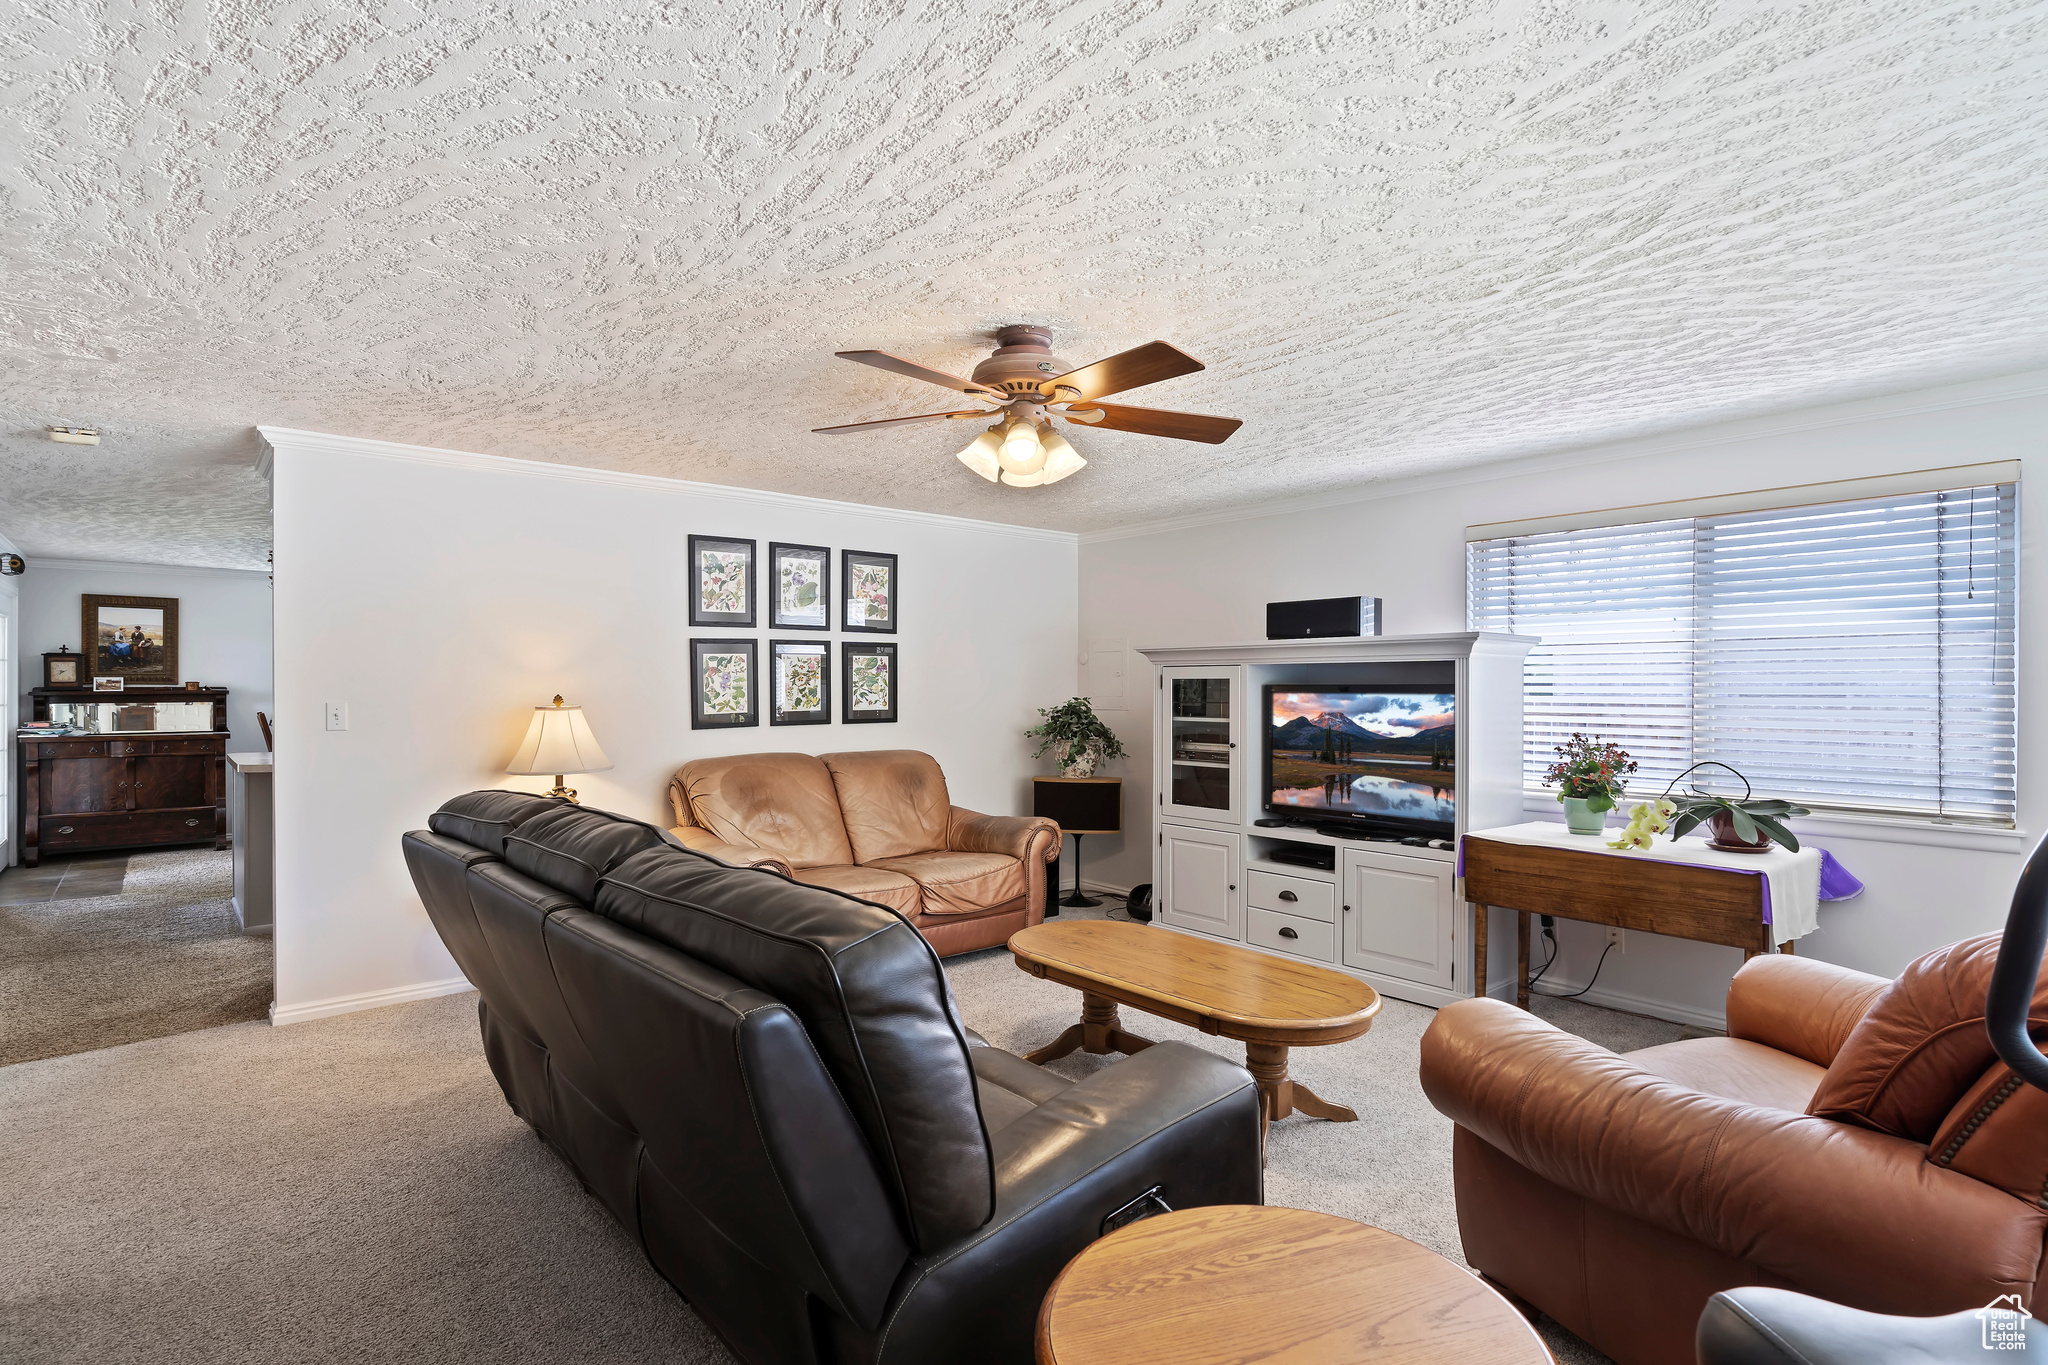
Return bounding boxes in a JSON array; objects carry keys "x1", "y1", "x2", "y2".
[{"x1": 0, "y1": 852, "x2": 131, "y2": 904}]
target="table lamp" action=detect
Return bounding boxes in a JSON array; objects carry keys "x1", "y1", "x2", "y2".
[{"x1": 506, "y1": 695, "x2": 613, "y2": 802}]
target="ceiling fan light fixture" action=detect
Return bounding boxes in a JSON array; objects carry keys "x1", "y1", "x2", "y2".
[
  {"x1": 955, "y1": 426, "x2": 1002, "y2": 481},
  {"x1": 1037, "y1": 429, "x2": 1086, "y2": 485},
  {"x1": 997, "y1": 418, "x2": 1046, "y2": 475},
  {"x1": 1000, "y1": 466, "x2": 1047, "y2": 488}
]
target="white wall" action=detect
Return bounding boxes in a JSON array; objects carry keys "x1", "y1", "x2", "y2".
[
  {"x1": 16, "y1": 557, "x2": 275, "y2": 756},
  {"x1": 266, "y1": 428, "x2": 1079, "y2": 1023},
  {"x1": 1080, "y1": 370, "x2": 2048, "y2": 1027}
]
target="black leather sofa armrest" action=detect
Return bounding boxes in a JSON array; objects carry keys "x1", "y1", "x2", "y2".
[{"x1": 856, "y1": 1041, "x2": 1262, "y2": 1365}]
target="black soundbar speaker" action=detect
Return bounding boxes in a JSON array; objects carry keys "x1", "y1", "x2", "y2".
[{"x1": 1265, "y1": 595, "x2": 1380, "y2": 640}]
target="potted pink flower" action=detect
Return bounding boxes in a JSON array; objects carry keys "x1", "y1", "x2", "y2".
[{"x1": 1544, "y1": 733, "x2": 1637, "y2": 836}]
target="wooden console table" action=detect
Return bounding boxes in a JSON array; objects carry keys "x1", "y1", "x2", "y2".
[{"x1": 1463, "y1": 835, "x2": 1793, "y2": 1009}]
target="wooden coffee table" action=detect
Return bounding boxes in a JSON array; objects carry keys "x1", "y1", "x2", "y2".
[
  {"x1": 1036, "y1": 1205, "x2": 1554, "y2": 1365},
  {"x1": 1008, "y1": 920, "x2": 1380, "y2": 1131}
]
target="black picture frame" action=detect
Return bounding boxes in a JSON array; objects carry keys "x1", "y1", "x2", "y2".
[
  {"x1": 689, "y1": 638, "x2": 759, "y2": 729},
  {"x1": 842, "y1": 642, "x2": 898, "y2": 723},
  {"x1": 688, "y1": 535, "x2": 757, "y2": 628},
  {"x1": 769, "y1": 639, "x2": 832, "y2": 726},
  {"x1": 769, "y1": 542, "x2": 831, "y2": 631},
  {"x1": 841, "y1": 549, "x2": 898, "y2": 634}
]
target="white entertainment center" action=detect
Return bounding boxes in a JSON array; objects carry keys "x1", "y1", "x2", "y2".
[{"x1": 1138, "y1": 633, "x2": 1536, "y2": 1010}]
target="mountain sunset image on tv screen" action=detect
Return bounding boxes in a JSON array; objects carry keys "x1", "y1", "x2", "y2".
[{"x1": 1266, "y1": 689, "x2": 1456, "y2": 826}]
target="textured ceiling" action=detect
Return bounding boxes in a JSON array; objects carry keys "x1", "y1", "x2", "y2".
[{"x1": 5, "y1": 1, "x2": 2048, "y2": 568}]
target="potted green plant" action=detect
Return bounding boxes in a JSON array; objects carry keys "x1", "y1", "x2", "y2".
[
  {"x1": 1027, "y1": 697, "x2": 1128, "y2": 778},
  {"x1": 1660, "y1": 762, "x2": 1809, "y2": 853},
  {"x1": 1544, "y1": 732, "x2": 1636, "y2": 835}
]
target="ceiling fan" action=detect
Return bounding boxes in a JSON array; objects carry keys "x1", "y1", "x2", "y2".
[{"x1": 813, "y1": 325, "x2": 1242, "y2": 488}]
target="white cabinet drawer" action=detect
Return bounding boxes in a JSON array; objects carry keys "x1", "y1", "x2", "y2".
[
  {"x1": 1246, "y1": 906, "x2": 1335, "y2": 963},
  {"x1": 1246, "y1": 869, "x2": 1334, "y2": 923}
]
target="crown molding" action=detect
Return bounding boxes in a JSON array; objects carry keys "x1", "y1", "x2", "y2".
[
  {"x1": 24, "y1": 556, "x2": 271, "y2": 580},
  {"x1": 1078, "y1": 365, "x2": 2048, "y2": 546},
  {"x1": 255, "y1": 426, "x2": 1080, "y2": 546}
]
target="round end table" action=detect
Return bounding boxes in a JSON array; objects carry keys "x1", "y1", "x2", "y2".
[{"x1": 1036, "y1": 1205, "x2": 1554, "y2": 1365}]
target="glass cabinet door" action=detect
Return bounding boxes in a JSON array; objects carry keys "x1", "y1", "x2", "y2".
[{"x1": 1161, "y1": 666, "x2": 1240, "y2": 822}]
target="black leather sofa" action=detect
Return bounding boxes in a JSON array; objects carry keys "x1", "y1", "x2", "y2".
[{"x1": 403, "y1": 791, "x2": 1263, "y2": 1365}]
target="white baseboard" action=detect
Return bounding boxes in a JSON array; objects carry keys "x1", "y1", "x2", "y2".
[
  {"x1": 1525, "y1": 974, "x2": 1728, "y2": 1032},
  {"x1": 269, "y1": 974, "x2": 474, "y2": 1026}
]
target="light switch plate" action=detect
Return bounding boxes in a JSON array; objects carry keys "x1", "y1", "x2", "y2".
[{"x1": 325, "y1": 702, "x2": 348, "y2": 731}]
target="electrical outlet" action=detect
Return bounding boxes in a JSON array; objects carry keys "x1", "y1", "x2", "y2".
[
  {"x1": 1605, "y1": 926, "x2": 1626, "y2": 953},
  {"x1": 324, "y1": 702, "x2": 348, "y2": 732}
]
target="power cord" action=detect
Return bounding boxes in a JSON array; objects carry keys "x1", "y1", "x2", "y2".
[
  {"x1": 1526, "y1": 916, "x2": 1560, "y2": 989},
  {"x1": 1532, "y1": 938, "x2": 1617, "y2": 1001}
]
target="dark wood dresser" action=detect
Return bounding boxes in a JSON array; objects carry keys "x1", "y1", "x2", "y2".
[{"x1": 17, "y1": 687, "x2": 229, "y2": 866}]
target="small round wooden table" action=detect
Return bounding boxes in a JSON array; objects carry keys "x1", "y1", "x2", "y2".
[{"x1": 1035, "y1": 1206, "x2": 1554, "y2": 1365}]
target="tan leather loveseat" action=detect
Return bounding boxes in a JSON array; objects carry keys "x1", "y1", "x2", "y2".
[
  {"x1": 667, "y1": 749, "x2": 1061, "y2": 956},
  {"x1": 1420, "y1": 936, "x2": 2048, "y2": 1365}
]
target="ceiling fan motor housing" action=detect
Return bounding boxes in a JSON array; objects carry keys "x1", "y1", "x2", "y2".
[{"x1": 971, "y1": 325, "x2": 1071, "y2": 396}]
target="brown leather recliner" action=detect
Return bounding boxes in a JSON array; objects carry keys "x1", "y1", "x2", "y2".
[
  {"x1": 1420, "y1": 935, "x2": 2048, "y2": 1365},
  {"x1": 667, "y1": 749, "x2": 1061, "y2": 956}
]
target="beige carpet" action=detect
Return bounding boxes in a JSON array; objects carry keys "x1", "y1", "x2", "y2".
[
  {"x1": 0, "y1": 901, "x2": 1697, "y2": 1363},
  {"x1": 0, "y1": 848, "x2": 272, "y2": 1066}
]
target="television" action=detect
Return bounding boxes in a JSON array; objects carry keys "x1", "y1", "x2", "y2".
[{"x1": 1262, "y1": 685, "x2": 1457, "y2": 838}]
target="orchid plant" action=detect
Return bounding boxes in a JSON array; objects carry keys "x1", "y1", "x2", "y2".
[{"x1": 1608, "y1": 762, "x2": 1810, "y2": 853}]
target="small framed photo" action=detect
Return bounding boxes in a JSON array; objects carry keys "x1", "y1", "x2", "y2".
[
  {"x1": 842, "y1": 549, "x2": 898, "y2": 634},
  {"x1": 842, "y1": 642, "x2": 898, "y2": 723},
  {"x1": 689, "y1": 535, "x2": 757, "y2": 628},
  {"x1": 769, "y1": 542, "x2": 831, "y2": 631},
  {"x1": 93, "y1": 676, "x2": 126, "y2": 693},
  {"x1": 770, "y1": 639, "x2": 832, "y2": 726},
  {"x1": 690, "y1": 638, "x2": 759, "y2": 728},
  {"x1": 43, "y1": 652, "x2": 83, "y2": 687}
]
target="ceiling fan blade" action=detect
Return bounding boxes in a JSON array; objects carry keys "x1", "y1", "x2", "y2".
[
  {"x1": 1062, "y1": 402, "x2": 1242, "y2": 445},
  {"x1": 812, "y1": 409, "x2": 996, "y2": 435},
  {"x1": 837, "y1": 350, "x2": 1000, "y2": 396},
  {"x1": 1039, "y1": 341, "x2": 1204, "y2": 402}
]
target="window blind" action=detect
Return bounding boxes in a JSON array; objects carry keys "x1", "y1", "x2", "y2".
[{"x1": 1468, "y1": 483, "x2": 2018, "y2": 826}]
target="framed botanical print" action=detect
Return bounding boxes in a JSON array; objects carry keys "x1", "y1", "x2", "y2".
[
  {"x1": 82, "y1": 594, "x2": 179, "y2": 685},
  {"x1": 769, "y1": 542, "x2": 831, "y2": 631},
  {"x1": 688, "y1": 536, "x2": 757, "y2": 628},
  {"x1": 842, "y1": 642, "x2": 898, "y2": 723},
  {"x1": 690, "y1": 638, "x2": 759, "y2": 729},
  {"x1": 769, "y1": 639, "x2": 832, "y2": 726},
  {"x1": 842, "y1": 549, "x2": 898, "y2": 634}
]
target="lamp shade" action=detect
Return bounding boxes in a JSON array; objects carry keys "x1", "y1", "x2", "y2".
[{"x1": 506, "y1": 698, "x2": 613, "y2": 776}]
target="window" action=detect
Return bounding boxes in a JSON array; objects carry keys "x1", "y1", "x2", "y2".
[{"x1": 1468, "y1": 481, "x2": 2018, "y2": 826}]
